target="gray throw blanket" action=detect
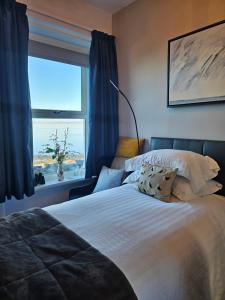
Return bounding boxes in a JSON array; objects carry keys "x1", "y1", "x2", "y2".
[{"x1": 0, "y1": 208, "x2": 137, "y2": 300}]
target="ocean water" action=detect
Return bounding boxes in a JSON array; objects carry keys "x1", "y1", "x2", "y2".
[{"x1": 33, "y1": 118, "x2": 85, "y2": 155}]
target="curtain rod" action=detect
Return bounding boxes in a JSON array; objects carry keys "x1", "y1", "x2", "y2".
[{"x1": 27, "y1": 8, "x2": 92, "y2": 33}]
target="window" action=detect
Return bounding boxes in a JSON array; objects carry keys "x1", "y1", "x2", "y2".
[{"x1": 29, "y1": 55, "x2": 88, "y2": 184}]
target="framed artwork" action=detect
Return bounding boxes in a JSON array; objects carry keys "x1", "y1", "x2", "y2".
[{"x1": 167, "y1": 20, "x2": 225, "y2": 106}]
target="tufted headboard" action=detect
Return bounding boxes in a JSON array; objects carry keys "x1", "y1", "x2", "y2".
[{"x1": 149, "y1": 137, "x2": 225, "y2": 196}]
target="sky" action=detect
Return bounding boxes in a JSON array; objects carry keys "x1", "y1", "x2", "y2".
[
  {"x1": 28, "y1": 56, "x2": 85, "y2": 155},
  {"x1": 28, "y1": 56, "x2": 82, "y2": 111}
]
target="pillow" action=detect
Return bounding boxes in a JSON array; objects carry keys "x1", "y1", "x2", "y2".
[
  {"x1": 125, "y1": 149, "x2": 220, "y2": 193},
  {"x1": 116, "y1": 137, "x2": 145, "y2": 158},
  {"x1": 137, "y1": 164, "x2": 177, "y2": 201},
  {"x1": 93, "y1": 166, "x2": 124, "y2": 193},
  {"x1": 124, "y1": 171, "x2": 223, "y2": 201},
  {"x1": 206, "y1": 156, "x2": 220, "y2": 174},
  {"x1": 123, "y1": 170, "x2": 140, "y2": 184},
  {"x1": 172, "y1": 176, "x2": 223, "y2": 201}
]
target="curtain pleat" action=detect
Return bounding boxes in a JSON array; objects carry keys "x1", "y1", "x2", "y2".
[{"x1": 85, "y1": 30, "x2": 119, "y2": 178}]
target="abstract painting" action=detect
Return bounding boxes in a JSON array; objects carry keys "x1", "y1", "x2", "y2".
[{"x1": 168, "y1": 20, "x2": 225, "y2": 106}]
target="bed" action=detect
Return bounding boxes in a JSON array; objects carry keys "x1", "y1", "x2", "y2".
[
  {"x1": 46, "y1": 137, "x2": 225, "y2": 300},
  {"x1": 46, "y1": 184, "x2": 225, "y2": 300},
  {"x1": 2, "y1": 137, "x2": 225, "y2": 300}
]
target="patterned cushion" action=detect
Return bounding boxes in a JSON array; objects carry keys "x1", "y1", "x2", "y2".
[{"x1": 137, "y1": 164, "x2": 177, "y2": 201}]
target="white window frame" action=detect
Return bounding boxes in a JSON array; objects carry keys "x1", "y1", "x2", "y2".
[
  {"x1": 29, "y1": 42, "x2": 89, "y2": 179},
  {"x1": 31, "y1": 67, "x2": 88, "y2": 120}
]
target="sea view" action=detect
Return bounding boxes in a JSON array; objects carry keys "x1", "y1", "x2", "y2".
[{"x1": 33, "y1": 118, "x2": 85, "y2": 182}]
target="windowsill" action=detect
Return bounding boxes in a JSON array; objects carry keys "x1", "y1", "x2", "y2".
[{"x1": 35, "y1": 176, "x2": 85, "y2": 192}]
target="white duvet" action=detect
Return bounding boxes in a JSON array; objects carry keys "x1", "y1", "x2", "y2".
[{"x1": 45, "y1": 184, "x2": 225, "y2": 300}]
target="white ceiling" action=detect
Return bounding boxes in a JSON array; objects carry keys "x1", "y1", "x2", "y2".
[{"x1": 84, "y1": 0, "x2": 136, "y2": 13}]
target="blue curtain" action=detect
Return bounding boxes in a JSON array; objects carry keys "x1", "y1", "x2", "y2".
[
  {"x1": 0, "y1": 0, "x2": 34, "y2": 202},
  {"x1": 85, "y1": 30, "x2": 119, "y2": 178}
]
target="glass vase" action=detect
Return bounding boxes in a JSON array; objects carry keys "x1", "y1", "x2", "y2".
[{"x1": 57, "y1": 163, "x2": 64, "y2": 181}]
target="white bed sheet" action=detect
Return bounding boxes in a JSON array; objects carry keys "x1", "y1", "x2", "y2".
[{"x1": 45, "y1": 184, "x2": 225, "y2": 300}]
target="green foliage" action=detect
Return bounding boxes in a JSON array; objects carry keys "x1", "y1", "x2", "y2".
[{"x1": 46, "y1": 147, "x2": 54, "y2": 153}]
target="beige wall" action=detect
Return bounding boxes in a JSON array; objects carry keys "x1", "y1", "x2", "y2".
[
  {"x1": 18, "y1": 0, "x2": 112, "y2": 33},
  {"x1": 113, "y1": 0, "x2": 225, "y2": 143}
]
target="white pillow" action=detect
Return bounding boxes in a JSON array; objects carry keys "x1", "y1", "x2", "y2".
[
  {"x1": 123, "y1": 170, "x2": 140, "y2": 184},
  {"x1": 93, "y1": 166, "x2": 124, "y2": 193},
  {"x1": 125, "y1": 149, "x2": 220, "y2": 193},
  {"x1": 123, "y1": 171, "x2": 223, "y2": 202},
  {"x1": 172, "y1": 176, "x2": 223, "y2": 201},
  {"x1": 206, "y1": 156, "x2": 220, "y2": 174}
]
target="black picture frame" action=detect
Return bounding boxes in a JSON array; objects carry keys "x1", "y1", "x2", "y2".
[{"x1": 167, "y1": 19, "x2": 225, "y2": 107}]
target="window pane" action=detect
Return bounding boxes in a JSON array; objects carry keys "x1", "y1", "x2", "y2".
[
  {"x1": 29, "y1": 56, "x2": 82, "y2": 111},
  {"x1": 33, "y1": 118, "x2": 85, "y2": 182}
]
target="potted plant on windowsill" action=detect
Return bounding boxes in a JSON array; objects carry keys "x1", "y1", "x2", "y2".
[{"x1": 42, "y1": 128, "x2": 78, "y2": 181}]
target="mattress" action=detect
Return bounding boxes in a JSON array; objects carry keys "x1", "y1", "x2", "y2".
[{"x1": 45, "y1": 184, "x2": 225, "y2": 300}]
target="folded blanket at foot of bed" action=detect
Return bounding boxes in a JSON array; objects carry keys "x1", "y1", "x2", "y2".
[{"x1": 0, "y1": 208, "x2": 137, "y2": 300}]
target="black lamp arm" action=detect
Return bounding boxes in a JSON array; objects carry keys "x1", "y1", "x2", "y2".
[{"x1": 110, "y1": 80, "x2": 140, "y2": 154}]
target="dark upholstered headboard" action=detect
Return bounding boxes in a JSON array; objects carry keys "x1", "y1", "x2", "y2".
[{"x1": 149, "y1": 137, "x2": 225, "y2": 196}]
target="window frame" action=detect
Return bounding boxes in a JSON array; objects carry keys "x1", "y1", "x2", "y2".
[
  {"x1": 31, "y1": 66, "x2": 88, "y2": 120},
  {"x1": 29, "y1": 44, "x2": 89, "y2": 182}
]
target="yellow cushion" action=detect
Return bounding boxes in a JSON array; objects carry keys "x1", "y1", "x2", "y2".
[{"x1": 116, "y1": 137, "x2": 145, "y2": 158}]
